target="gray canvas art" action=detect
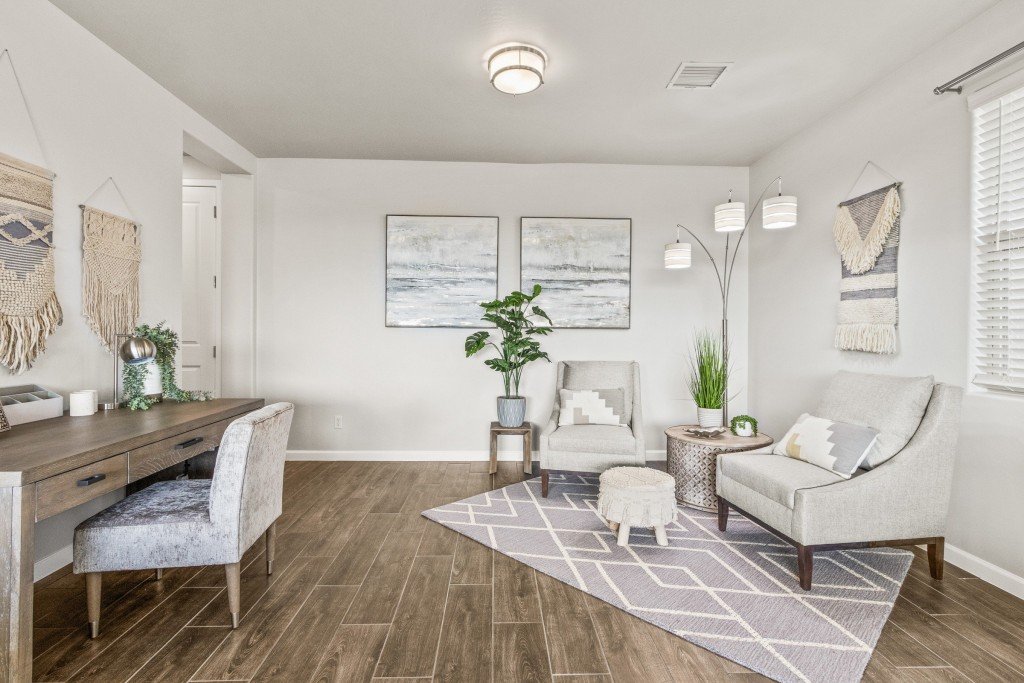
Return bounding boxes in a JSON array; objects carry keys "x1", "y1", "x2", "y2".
[
  {"x1": 386, "y1": 215, "x2": 498, "y2": 327},
  {"x1": 521, "y1": 217, "x2": 630, "y2": 328}
]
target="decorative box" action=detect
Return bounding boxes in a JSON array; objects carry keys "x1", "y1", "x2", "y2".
[{"x1": 0, "y1": 384, "x2": 64, "y2": 426}]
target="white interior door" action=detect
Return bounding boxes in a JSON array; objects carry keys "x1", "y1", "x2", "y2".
[{"x1": 182, "y1": 184, "x2": 220, "y2": 395}]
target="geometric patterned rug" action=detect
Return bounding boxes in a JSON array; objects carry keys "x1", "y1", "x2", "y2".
[{"x1": 423, "y1": 471, "x2": 912, "y2": 683}]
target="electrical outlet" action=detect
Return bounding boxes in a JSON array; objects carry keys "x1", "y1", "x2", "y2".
[{"x1": 334, "y1": 415, "x2": 343, "y2": 429}]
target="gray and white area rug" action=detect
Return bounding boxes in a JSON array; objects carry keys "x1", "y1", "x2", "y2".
[{"x1": 423, "y1": 472, "x2": 912, "y2": 683}]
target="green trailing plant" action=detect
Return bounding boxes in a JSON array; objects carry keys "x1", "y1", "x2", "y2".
[
  {"x1": 687, "y1": 329, "x2": 728, "y2": 410},
  {"x1": 730, "y1": 414, "x2": 758, "y2": 436},
  {"x1": 122, "y1": 322, "x2": 212, "y2": 410},
  {"x1": 465, "y1": 285, "x2": 552, "y2": 398}
]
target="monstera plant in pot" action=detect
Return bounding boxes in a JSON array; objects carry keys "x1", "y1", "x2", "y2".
[
  {"x1": 687, "y1": 328, "x2": 728, "y2": 428},
  {"x1": 465, "y1": 284, "x2": 552, "y2": 428}
]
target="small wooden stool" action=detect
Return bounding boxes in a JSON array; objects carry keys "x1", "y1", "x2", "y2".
[{"x1": 489, "y1": 421, "x2": 532, "y2": 475}]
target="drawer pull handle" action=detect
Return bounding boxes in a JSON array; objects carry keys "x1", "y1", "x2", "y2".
[
  {"x1": 77, "y1": 473, "x2": 107, "y2": 487},
  {"x1": 174, "y1": 437, "x2": 204, "y2": 450}
]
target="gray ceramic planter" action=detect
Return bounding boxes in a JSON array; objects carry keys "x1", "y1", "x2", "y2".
[{"x1": 497, "y1": 396, "x2": 526, "y2": 428}]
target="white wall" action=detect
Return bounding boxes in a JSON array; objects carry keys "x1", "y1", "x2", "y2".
[
  {"x1": 0, "y1": 0, "x2": 255, "y2": 572},
  {"x1": 257, "y1": 159, "x2": 749, "y2": 456},
  {"x1": 182, "y1": 153, "x2": 221, "y2": 180},
  {"x1": 748, "y1": 0, "x2": 1024, "y2": 591}
]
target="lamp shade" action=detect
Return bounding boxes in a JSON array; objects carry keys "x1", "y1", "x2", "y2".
[
  {"x1": 763, "y1": 195, "x2": 798, "y2": 229},
  {"x1": 118, "y1": 336, "x2": 157, "y2": 365},
  {"x1": 714, "y1": 201, "x2": 745, "y2": 232},
  {"x1": 664, "y1": 242, "x2": 692, "y2": 269},
  {"x1": 488, "y1": 44, "x2": 547, "y2": 95}
]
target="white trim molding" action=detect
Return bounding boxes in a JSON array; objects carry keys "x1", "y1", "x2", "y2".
[
  {"x1": 944, "y1": 543, "x2": 1024, "y2": 600},
  {"x1": 287, "y1": 449, "x2": 668, "y2": 462},
  {"x1": 34, "y1": 544, "x2": 73, "y2": 582}
]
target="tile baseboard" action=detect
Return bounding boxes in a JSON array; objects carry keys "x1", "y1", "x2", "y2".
[{"x1": 286, "y1": 449, "x2": 669, "y2": 462}]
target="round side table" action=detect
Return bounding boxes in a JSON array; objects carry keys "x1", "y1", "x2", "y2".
[{"x1": 665, "y1": 426, "x2": 773, "y2": 511}]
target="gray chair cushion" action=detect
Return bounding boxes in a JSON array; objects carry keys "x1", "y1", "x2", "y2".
[
  {"x1": 718, "y1": 453, "x2": 844, "y2": 509},
  {"x1": 815, "y1": 371, "x2": 934, "y2": 468},
  {"x1": 548, "y1": 424, "x2": 637, "y2": 455}
]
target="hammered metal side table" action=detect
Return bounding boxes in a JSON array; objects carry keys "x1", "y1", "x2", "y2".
[{"x1": 665, "y1": 426, "x2": 773, "y2": 511}]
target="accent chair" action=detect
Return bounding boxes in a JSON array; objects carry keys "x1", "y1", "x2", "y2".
[
  {"x1": 716, "y1": 372, "x2": 962, "y2": 590},
  {"x1": 73, "y1": 402, "x2": 295, "y2": 637},
  {"x1": 538, "y1": 360, "x2": 645, "y2": 496}
]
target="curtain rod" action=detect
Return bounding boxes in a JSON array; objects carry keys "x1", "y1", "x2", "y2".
[{"x1": 934, "y1": 39, "x2": 1024, "y2": 95}]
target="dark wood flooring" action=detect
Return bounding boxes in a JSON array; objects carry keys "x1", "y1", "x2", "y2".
[{"x1": 29, "y1": 461, "x2": 1024, "y2": 682}]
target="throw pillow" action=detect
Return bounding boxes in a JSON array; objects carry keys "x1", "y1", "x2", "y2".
[
  {"x1": 558, "y1": 388, "x2": 627, "y2": 427},
  {"x1": 773, "y1": 413, "x2": 879, "y2": 479}
]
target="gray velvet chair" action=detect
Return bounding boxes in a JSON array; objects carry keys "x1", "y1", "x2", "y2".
[
  {"x1": 716, "y1": 373, "x2": 962, "y2": 590},
  {"x1": 538, "y1": 361, "x2": 645, "y2": 496},
  {"x1": 73, "y1": 402, "x2": 294, "y2": 636}
]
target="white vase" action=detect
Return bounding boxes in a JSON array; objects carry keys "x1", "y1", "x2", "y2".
[
  {"x1": 143, "y1": 363, "x2": 163, "y2": 398},
  {"x1": 697, "y1": 407, "x2": 723, "y2": 428}
]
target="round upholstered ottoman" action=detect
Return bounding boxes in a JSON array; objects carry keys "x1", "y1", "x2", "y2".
[{"x1": 597, "y1": 466, "x2": 677, "y2": 547}]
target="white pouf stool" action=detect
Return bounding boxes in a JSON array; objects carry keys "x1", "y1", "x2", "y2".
[{"x1": 597, "y1": 466, "x2": 677, "y2": 547}]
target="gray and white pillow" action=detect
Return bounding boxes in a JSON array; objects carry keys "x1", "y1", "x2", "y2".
[
  {"x1": 773, "y1": 413, "x2": 878, "y2": 479},
  {"x1": 558, "y1": 388, "x2": 627, "y2": 427}
]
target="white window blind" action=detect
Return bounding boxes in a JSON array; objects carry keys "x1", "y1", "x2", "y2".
[{"x1": 972, "y1": 86, "x2": 1024, "y2": 393}]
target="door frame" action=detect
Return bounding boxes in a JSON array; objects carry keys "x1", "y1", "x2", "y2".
[{"x1": 183, "y1": 179, "x2": 223, "y2": 397}]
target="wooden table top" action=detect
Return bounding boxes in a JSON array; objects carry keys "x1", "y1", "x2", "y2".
[
  {"x1": 490, "y1": 421, "x2": 532, "y2": 435},
  {"x1": 0, "y1": 398, "x2": 263, "y2": 486},
  {"x1": 665, "y1": 425, "x2": 773, "y2": 450}
]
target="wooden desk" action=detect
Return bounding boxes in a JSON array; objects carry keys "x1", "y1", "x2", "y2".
[{"x1": 0, "y1": 398, "x2": 263, "y2": 682}]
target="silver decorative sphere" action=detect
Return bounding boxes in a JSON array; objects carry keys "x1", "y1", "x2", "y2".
[{"x1": 118, "y1": 336, "x2": 157, "y2": 365}]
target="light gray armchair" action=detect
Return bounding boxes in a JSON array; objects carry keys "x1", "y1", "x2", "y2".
[
  {"x1": 538, "y1": 361, "x2": 645, "y2": 496},
  {"x1": 74, "y1": 402, "x2": 294, "y2": 636},
  {"x1": 716, "y1": 372, "x2": 963, "y2": 590}
]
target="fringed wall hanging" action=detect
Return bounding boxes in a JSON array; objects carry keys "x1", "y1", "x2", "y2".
[
  {"x1": 833, "y1": 163, "x2": 902, "y2": 354},
  {"x1": 81, "y1": 202, "x2": 141, "y2": 354},
  {"x1": 0, "y1": 152, "x2": 62, "y2": 373}
]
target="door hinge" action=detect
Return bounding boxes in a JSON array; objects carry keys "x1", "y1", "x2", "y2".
[
  {"x1": 213, "y1": 275, "x2": 217, "y2": 288},
  {"x1": 213, "y1": 205, "x2": 218, "y2": 218},
  {"x1": 213, "y1": 345, "x2": 217, "y2": 359}
]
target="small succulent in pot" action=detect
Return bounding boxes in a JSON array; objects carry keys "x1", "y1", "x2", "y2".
[{"x1": 730, "y1": 414, "x2": 758, "y2": 437}]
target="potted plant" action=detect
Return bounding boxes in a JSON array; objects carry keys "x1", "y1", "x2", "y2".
[
  {"x1": 122, "y1": 322, "x2": 212, "y2": 410},
  {"x1": 730, "y1": 414, "x2": 758, "y2": 437},
  {"x1": 687, "y1": 329, "x2": 728, "y2": 428},
  {"x1": 465, "y1": 284, "x2": 552, "y2": 428}
]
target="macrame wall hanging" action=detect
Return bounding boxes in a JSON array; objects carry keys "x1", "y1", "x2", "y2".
[
  {"x1": 832, "y1": 162, "x2": 902, "y2": 354},
  {"x1": 81, "y1": 197, "x2": 141, "y2": 354}
]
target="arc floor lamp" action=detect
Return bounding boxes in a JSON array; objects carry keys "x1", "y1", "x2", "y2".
[{"x1": 665, "y1": 177, "x2": 797, "y2": 424}]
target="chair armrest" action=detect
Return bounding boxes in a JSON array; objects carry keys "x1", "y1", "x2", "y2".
[
  {"x1": 630, "y1": 393, "x2": 645, "y2": 458},
  {"x1": 538, "y1": 404, "x2": 559, "y2": 452}
]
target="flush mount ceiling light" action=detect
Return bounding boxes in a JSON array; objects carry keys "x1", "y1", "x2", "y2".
[{"x1": 487, "y1": 43, "x2": 547, "y2": 95}]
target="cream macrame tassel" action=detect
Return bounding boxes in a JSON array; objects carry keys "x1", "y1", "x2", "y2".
[
  {"x1": 833, "y1": 185, "x2": 900, "y2": 274},
  {"x1": 81, "y1": 206, "x2": 141, "y2": 353}
]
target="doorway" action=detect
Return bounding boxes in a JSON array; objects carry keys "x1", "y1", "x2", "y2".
[{"x1": 181, "y1": 181, "x2": 221, "y2": 395}]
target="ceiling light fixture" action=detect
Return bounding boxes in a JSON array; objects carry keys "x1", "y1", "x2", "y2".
[{"x1": 487, "y1": 43, "x2": 547, "y2": 95}]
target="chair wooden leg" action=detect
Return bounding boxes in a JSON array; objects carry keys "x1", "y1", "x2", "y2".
[
  {"x1": 225, "y1": 562, "x2": 241, "y2": 628},
  {"x1": 717, "y1": 497, "x2": 729, "y2": 532},
  {"x1": 155, "y1": 568, "x2": 163, "y2": 580},
  {"x1": 541, "y1": 469, "x2": 549, "y2": 497},
  {"x1": 86, "y1": 572, "x2": 102, "y2": 639},
  {"x1": 928, "y1": 538, "x2": 945, "y2": 580},
  {"x1": 266, "y1": 522, "x2": 277, "y2": 575},
  {"x1": 797, "y1": 545, "x2": 813, "y2": 591}
]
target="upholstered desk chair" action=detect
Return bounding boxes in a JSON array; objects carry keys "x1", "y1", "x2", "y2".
[
  {"x1": 716, "y1": 373, "x2": 962, "y2": 590},
  {"x1": 73, "y1": 402, "x2": 294, "y2": 637},
  {"x1": 538, "y1": 361, "x2": 645, "y2": 497}
]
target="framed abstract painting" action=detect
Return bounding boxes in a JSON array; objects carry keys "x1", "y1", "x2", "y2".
[
  {"x1": 520, "y1": 217, "x2": 631, "y2": 328},
  {"x1": 386, "y1": 215, "x2": 499, "y2": 328}
]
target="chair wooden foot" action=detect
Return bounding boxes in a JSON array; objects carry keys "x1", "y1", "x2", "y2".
[
  {"x1": 928, "y1": 538, "x2": 945, "y2": 580},
  {"x1": 266, "y1": 521, "x2": 277, "y2": 576},
  {"x1": 86, "y1": 572, "x2": 102, "y2": 639},
  {"x1": 797, "y1": 545, "x2": 813, "y2": 590},
  {"x1": 155, "y1": 568, "x2": 163, "y2": 580},
  {"x1": 541, "y1": 469, "x2": 549, "y2": 497},
  {"x1": 717, "y1": 497, "x2": 729, "y2": 532},
  {"x1": 225, "y1": 562, "x2": 241, "y2": 628}
]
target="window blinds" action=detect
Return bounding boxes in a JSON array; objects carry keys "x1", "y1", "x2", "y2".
[{"x1": 972, "y1": 86, "x2": 1024, "y2": 392}]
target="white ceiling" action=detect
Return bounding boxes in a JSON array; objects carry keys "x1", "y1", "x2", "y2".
[{"x1": 51, "y1": 0, "x2": 996, "y2": 165}]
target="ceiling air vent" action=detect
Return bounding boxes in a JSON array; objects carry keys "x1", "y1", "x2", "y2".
[{"x1": 666, "y1": 62, "x2": 731, "y2": 89}]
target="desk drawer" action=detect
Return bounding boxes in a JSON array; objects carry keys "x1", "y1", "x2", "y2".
[
  {"x1": 36, "y1": 454, "x2": 128, "y2": 521},
  {"x1": 128, "y1": 417, "x2": 233, "y2": 483}
]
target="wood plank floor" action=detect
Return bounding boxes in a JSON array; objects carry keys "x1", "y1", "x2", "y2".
[{"x1": 30, "y1": 461, "x2": 1024, "y2": 682}]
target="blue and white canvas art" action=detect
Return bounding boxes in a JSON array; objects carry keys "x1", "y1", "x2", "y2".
[
  {"x1": 521, "y1": 217, "x2": 631, "y2": 328},
  {"x1": 386, "y1": 215, "x2": 498, "y2": 327}
]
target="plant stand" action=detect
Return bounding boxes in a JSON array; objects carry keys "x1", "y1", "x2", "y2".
[{"x1": 489, "y1": 421, "x2": 533, "y2": 475}]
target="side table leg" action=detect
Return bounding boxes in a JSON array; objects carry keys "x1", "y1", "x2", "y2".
[
  {"x1": 489, "y1": 429, "x2": 498, "y2": 475},
  {"x1": 616, "y1": 523, "x2": 630, "y2": 547},
  {"x1": 1, "y1": 485, "x2": 35, "y2": 682},
  {"x1": 522, "y1": 430, "x2": 532, "y2": 475}
]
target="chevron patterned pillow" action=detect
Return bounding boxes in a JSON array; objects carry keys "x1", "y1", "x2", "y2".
[
  {"x1": 773, "y1": 413, "x2": 879, "y2": 478},
  {"x1": 558, "y1": 388, "x2": 627, "y2": 426}
]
